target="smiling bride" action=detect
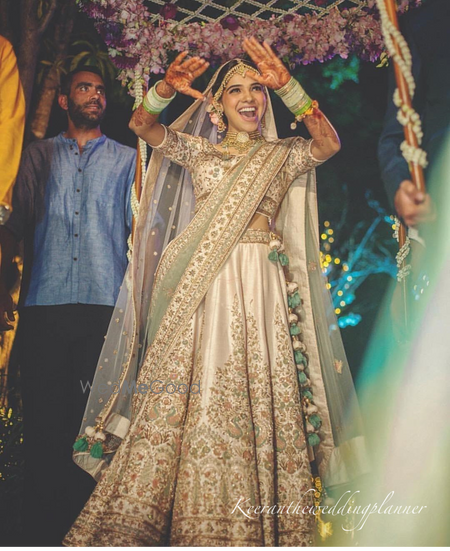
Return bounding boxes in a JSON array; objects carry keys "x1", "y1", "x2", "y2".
[{"x1": 63, "y1": 38, "x2": 367, "y2": 547}]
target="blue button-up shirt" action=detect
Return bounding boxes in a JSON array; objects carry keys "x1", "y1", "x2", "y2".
[{"x1": 6, "y1": 132, "x2": 136, "y2": 307}]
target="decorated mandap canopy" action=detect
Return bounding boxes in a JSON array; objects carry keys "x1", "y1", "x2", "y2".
[{"x1": 78, "y1": 0, "x2": 423, "y2": 86}]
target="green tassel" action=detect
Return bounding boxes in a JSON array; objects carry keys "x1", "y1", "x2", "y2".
[
  {"x1": 308, "y1": 414, "x2": 322, "y2": 429},
  {"x1": 288, "y1": 292, "x2": 301, "y2": 308},
  {"x1": 73, "y1": 436, "x2": 88, "y2": 452},
  {"x1": 279, "y1": 253, "x2": 289, "y2": 266},
  {"x1": 308, "y1": 433, "x2": 321, "y2": 447},
  {"x1": 298, "y1": 371, "x2": 307, "y2": 385},
  {"x1": 294, "y1": 350, "x2": 306, "y2": 365},
  {"x1": 90, "y1": 441, "x2": 104, "y2": 459},
  {"x1": 268, "y1": 250, "x2": 279, "y2": 262},
  {"x1": 302, "y1": 389, "x2": 313, "y2": 401},
  {"x1": 290, "y1": 324, "x2": 301, "y2": 336}
]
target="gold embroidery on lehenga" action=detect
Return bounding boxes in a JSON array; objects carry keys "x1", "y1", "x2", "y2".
[
  {"x1": 334, "y1": 359, "x2": 343, "y2": 374},
  {"x1": 168, "y1": 297, "x2": 314, "y2": 546},
  {"x1": 140, "y1": 142, "x2": 291, "y2": 388},
  {"x1": 65, "y1": 130, "x2": 326, "y2": 547}
]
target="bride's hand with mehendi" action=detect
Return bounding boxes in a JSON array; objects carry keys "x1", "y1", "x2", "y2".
[
  {"x1": 242, "y1": 37, "x2": 290, "y2": 90},
  {"x1": 130, "y1": 51, "x2": 209, "y2": 146},
  {"x1": 163, "y1": 51, "x2": 210, "y2": 100}
]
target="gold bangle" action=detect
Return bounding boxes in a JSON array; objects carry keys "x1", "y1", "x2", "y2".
[{"x1": 290, "y1": 100, "x2": 319, "y2": 130}]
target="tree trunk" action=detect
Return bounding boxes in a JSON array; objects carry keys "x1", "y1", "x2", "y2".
[
  {"x1": 29, "y1": 0, "x2": 77, "y2": 139},
  {"x1": 17, "y1": 0, "x2": 57, "y2": 117}
]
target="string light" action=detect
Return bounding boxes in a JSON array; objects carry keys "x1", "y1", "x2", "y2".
[{"x1": 320, "y1": 209, "x2": 396, "y2": 329}]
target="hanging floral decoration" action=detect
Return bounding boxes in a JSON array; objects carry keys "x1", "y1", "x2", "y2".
[{"x1": 77, "y1": 0, "x2": 423, "y2": 90}]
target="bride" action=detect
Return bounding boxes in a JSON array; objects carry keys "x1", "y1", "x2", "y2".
[{"x1": 63, "y1": 38, "x2": 366, "y2": 546}]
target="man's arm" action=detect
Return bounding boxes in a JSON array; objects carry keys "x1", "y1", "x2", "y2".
[{"x1": 378, "y1": 63, "x2": 414, "y2": 209}]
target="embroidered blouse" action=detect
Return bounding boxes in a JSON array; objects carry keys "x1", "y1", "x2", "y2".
[{"x1": 153, "y1": 126, "x2": 324, "y2": 219}]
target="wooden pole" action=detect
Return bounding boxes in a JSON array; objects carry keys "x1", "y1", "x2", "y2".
[
  {"x1": 384, "y1": 0, "x2": 426, "y2": 193},
  {"x1": 383, "y1": 0, "x2": 427, "y2": 329}
]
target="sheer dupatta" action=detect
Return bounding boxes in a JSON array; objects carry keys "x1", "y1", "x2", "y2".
[
  {"x1": 73, "y1": 61, "x2": 367, "y2": 492},
  {"x1": 276, "y1": 170, "x2": 368, "y2": 489}
]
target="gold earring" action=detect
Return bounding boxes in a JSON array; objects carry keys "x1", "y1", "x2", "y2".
[{"x1": 217, "y1": 111, "x2": 226, "y2": 133}]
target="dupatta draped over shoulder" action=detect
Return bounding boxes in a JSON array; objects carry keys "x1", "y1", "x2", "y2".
[{"x1": 73, "y1": 63, "x2": 368, "y2": 493}]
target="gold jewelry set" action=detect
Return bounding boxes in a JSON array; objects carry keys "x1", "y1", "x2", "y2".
[{"x1": 220, "y1": 130, "x2": 264, "y2": 154}]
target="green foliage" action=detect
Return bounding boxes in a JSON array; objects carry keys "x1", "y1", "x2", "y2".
[{"x1": 321, "y1": 55, "x2": 360, "y2": 90}]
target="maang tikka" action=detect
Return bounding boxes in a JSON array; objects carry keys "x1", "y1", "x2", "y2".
[{"x1": 206, "y1": 60, "x2": 262, "y2": 133}]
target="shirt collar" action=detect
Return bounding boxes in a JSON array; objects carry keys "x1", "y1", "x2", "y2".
[{"x1": 57, "y1": 131, "x2": 107, "y2": 149}]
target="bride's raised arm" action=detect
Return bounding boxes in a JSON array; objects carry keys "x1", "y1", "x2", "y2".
[
  {"x1": 129, "y1": 51, "x2": 209, "y2": 147},
  {"x1": 243, "y1": 37, "x2": 340, "y2": 161}
]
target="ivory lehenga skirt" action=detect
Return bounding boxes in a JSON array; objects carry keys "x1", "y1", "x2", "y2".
[{"x1": 63, "y1": 228, "x2": 315, "y2": 547}]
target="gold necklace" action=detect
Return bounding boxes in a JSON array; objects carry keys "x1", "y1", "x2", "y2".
[{"x1": 220, "y1": 130, "x2": 264, "y2": 154}]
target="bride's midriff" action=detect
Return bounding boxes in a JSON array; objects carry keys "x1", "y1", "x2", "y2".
[{"x1": 248, "y1": 212, "x2": 270, "y2": 230}]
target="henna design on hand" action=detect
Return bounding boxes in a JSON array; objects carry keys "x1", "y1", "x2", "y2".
[
  {"x1": 242, "y1": 37, "x2": 290, "y2": 89},
  {"x1": 164, "y1": 51, "x2": 209, "y2": 100},
  {"x1": 304, "y1": 108, "x2": 340, "y2": 147},
  {"x1": 131, "y1": 104, "x2": 157, "y2": 128}
]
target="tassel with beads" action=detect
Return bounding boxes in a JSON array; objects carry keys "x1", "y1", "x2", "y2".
[
  {"x1": 73, "y1": 436, "x2": 89, "y2": 452},
  {"x1": 90, "y1": 441, "x2": 104, "y2": 459}
]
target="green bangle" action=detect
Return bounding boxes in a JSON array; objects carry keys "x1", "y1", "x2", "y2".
[
  {"x1": 142, "y1": 81, "x2": 176, "y2": 115},
  {"x1": 275, "y1": 77, "x2": 312, "y2": 116},
  {"x1": 142, "y1": 96, "x2": 161, "y2": 115}
]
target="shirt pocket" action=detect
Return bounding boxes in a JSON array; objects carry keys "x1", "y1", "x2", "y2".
[{"x1": 84, "y1": 169, "x2": 123, "y2": 206}]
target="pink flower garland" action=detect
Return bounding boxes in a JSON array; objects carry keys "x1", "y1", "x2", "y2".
[{"x1": 78, "y1": 0, "x2": 423, "y2": 90}]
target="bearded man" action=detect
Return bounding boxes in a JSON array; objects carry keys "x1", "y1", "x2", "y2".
[{"x1": 0, "y1": 67, "x2": 136, "y2": 545}]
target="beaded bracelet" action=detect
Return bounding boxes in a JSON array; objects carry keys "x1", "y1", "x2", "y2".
[{"x1": 142, "y1": 80, "x2": 177, "y2": 115}]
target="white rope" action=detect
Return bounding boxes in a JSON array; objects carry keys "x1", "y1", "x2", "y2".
[
  {"x1": 376, "y1": 0, "x2": 427, "y2": 282},
  {"x1": 127, "y1": 73, "x2": 148, "y2": 261}
]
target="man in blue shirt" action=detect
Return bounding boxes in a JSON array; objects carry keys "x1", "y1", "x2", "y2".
[{"x1": 0, "y1": 66, "x2": 136, "y2": 545}]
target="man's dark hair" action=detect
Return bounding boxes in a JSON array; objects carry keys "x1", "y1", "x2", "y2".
[{"x1": 60, "y1": 66, "x2": 106, "y2": 96}]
